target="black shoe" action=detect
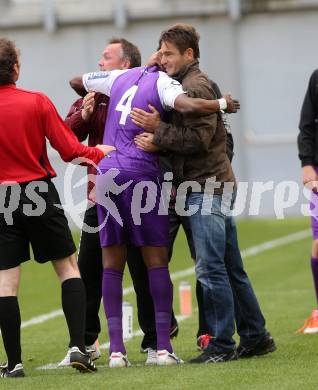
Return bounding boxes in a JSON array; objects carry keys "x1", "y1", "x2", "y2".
[
  {"x1": 170, "y1": 319, "x2": 179, "y2": 339},
  {"x1": 0, "y1": 363, "x2": 25, "y2": 378},
  {"x1": 70, "y1": 347, "x2": 97, "y2": 373},
  {"x1": 237, "y1": 332, "x2": 276, "y2": 358},
  {"x1": 189, "y1": 349, "x2": 237, "y2": 364}
]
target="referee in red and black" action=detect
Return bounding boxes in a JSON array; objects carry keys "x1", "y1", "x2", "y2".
[{"x1": 0, "y1": 38, "x2": 114, "y2": 378}]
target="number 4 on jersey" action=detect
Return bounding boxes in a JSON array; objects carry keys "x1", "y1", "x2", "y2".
[{"x1": 115, "y1": 85, "x2": 138, "y2": 125}]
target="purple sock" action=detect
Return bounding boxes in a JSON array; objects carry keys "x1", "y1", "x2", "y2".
[
  {"x1": 148, "y1": 266, "x2": 173, "y2": 353},
  {"x1": 311, "y1": 257, "x2": 318, "y2": 306},
  {"x1": 102, "y1": 268, "x2": 126, "y2": 355}
]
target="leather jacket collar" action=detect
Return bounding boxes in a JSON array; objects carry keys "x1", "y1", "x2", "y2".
[{"x1": 173, "y1": 60, "x2": 199, "y2": 82}]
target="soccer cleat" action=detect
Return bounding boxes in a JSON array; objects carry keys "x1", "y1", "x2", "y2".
[
  {"x1": 69, "y1": 346, "x2": 97, "y2": 373},
  {"x1": 0, "y1": 362, "x2": 8, "y2": 369},
  {"x1": 237, "y1": 331, "x2": 276, "y2": 358},
  {"x1": 157, "y1": 350, "x2": 184, "y2": 365},
  {"x1": 58, "y1": 349, "x2": 72, "y2": 367},
  {"x1": 189, "y1": 349, "x2": 237, "y2": 364},
  {"x1": 109, "y1": 352, "x2": 131, "y2": 368},
  {"x1": 297, "y1": 309, "x2": 318, "y2": 334},
  {"x1": 145, "y1": 348, "x2": 157, "y2": 366},
  {"x1": 86, "y1": 340, "x2": 101, "y2": 361},
  {"x1": 0, "y1": 363, "x2": 25, "y2": 378},
  {"x1": 196, "y1": 334, "x2": 213, "y2": 351},
  {"x1": 58, "y1": 341, "x2": 101, "y2": 367}
]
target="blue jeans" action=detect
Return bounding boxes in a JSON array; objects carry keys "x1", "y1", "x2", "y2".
[
  {"x1": 186, "y1": 192, "x2": 235, "y2": 353},
  {"x1": 224, "y1": 216, "x2": 266, "y2": 346}
]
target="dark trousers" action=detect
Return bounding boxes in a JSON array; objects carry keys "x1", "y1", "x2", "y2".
[
  {"x1": 78, "y1": 205, "x2": 176, "y2": 348},
  {"x1": 168, "y1": 206, "x2": 196, "y2": 261},
  {"x1": 77, "y1": 206, "x2": 103, "y2": 346}
]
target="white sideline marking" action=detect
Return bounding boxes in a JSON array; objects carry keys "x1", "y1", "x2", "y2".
[
  {"x1": 240, "y1": 229, "x2": 311, "y2": 258},
  {"x1": 21, "y1": 309, "x2": 63, "y2": 329},
  {"x1": 37, "y1": 314, "x2": 190, "y2": 370},
  {"x1": 20, "y1": 228, "x2": 311, "y2": 332}
]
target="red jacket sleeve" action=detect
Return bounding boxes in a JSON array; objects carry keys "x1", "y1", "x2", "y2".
[{"x1": 39, "y1": 94, "x2": 104, "y2": 165}]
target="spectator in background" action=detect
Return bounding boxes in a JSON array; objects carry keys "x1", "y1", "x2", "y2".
[
  {"x1": 297, "y1": 69, "x2": 318, "y2": 334},
  {"x1": 133, "y1": 23, "x2": 275, "y2": 362}
]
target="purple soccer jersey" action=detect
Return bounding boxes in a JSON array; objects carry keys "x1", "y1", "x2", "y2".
[
  {"x1": 82, "y1": 67, "x2": 184, "y2": 246},
  {"x1": 99, "y1": 67, "x2": 165, "y2": 175},
  {"x1": 83, "y1": 66, "x2": 184, "y2": 175}
]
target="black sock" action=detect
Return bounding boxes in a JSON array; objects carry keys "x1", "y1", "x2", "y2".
[
  {"x1": 0, "y1": 296, "x2": 22, "y2": 370},
  {"x1": 61, "y1": 278, "x2": 86, "y2": 353}
]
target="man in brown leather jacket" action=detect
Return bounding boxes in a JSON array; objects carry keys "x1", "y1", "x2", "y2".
[{"x1": 133, "y1": 24, "x2": 276, "y2": 364}]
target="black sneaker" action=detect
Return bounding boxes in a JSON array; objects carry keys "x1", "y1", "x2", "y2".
[
  {"x1": 70, "y1": 347, "x2": 97, "y2": 373},
  {"x1": 0, "y1": 363, "x2": 25, "y2": 378},
  {"x1": 170, "y1": 320, "x2": 179, "y2": 339},
  {"x1": 237, "y1": 331, "x2": 276, "y2": 358},
  {"x1": 189, "y1": 349, "x2": 237, "y2": 364}
]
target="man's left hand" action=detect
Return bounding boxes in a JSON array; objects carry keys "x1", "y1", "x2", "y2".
[
  {"x1": 223, "y1": 93, "x2": 240, "y2": 113},
  {"x1": 130, "y1": 104, "x2": 160, "y2": 133},
  {"x1": 134, "y1": 133, "x2": 159, "y2": 152}
]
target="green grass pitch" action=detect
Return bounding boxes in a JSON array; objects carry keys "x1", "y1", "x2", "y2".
[{"x1": 1, "y1": 217, "x2": 317, "y2": 389}]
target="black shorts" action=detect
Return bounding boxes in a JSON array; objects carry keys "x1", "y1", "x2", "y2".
[{"x1": 0, "y1": 179, "x2": 76, "y2": 270}]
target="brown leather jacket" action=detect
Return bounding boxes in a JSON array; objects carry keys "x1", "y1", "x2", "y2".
[
  {"x1": 65, "y1": 93, "x2": 109, "y2": 199},
  {"x1": 153, "y1": 61, "x2": 235, "y2": 194}
]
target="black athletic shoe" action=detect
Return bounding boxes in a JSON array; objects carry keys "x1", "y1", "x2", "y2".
[
  {"x1": 189, "y1": 349, "x2": 237, "y2": 364},
  {"x1": 170, "y1": 320, "x2": 179, "y2": 339},
  {"x1": 237, "y1": 331, "x2": 276, "y2": 358},
  {"x1": 70, "y1": 347, "x2": 97, "y2": 373},
  {"x1": 0, "y1": 363, "x2": 25, "y2": 378}
]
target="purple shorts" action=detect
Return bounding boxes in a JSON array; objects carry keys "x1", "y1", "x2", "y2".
[
  {"x1": 96, "y1": 169, "x2": 169, "y2": 247},
  {"x1": 310, "y1": 167, "x2": 318, "y2": 240},
  {"x1": 311, "y1": 192, "x2": 318, "y2": 240}
]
